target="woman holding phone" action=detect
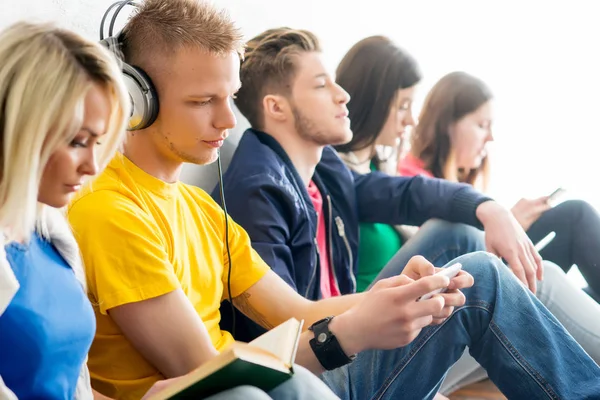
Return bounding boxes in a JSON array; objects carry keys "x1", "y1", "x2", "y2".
[{"x1": 400, "y1": 71, "x2": 600, "y2": 303}]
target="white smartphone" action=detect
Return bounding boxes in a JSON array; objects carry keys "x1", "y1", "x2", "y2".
[
  {"x1": 534, "y1": 231, "x2": 556, "y2": 252},
  {"x1": 417, "y1": 262, "x2": 463, "y2": 302},
  {"x1": 547, "y1": 187, "x2": 566, "y2": 203}
]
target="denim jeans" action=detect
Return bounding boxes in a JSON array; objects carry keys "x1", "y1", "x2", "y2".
[
  {"x1": 321, "y1": 252, "x2": 600, "y2": 399},
  {"x1": 440, "y1": 260, "x2": 600, "y2": 395},
  {"x1": 379, "y1": 219, "x2": 600, "y2": 359},
  {"x1": 205, "y1": 365, "x2": 339, "y2": 400},
  {"x1": 373, "y1": 219, "x2": 488, "y2": 282}
]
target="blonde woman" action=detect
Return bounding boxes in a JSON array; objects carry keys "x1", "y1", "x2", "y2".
[
  {"x1": 0, "y1": 20, "x2": 128, "y2": 399},
  {"x1": 0, "y1": 21, "x2": 180, "y2": 400}
]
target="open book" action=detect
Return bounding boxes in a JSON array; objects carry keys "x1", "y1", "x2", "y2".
[{"x1": 148, "y1": 318, "x2": 304, "y2": 399}]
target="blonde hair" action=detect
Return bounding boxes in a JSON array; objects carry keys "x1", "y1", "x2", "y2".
[
  {"x1": 121, "y1": 0, "x2": 245, "y2": 67},
  {"x1": 0, "y1": 22, "x2": 130, "y2": 242}
]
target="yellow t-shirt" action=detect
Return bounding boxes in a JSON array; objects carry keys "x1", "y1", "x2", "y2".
[{"x1": 67, "y1": 153, "x2": 270, "y2": 400}]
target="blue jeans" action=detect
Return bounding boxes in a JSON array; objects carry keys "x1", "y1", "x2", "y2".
[
  {"x1": 321, "y1": 252, "x2": 600, "y2": 399},
  {"x1": 205, "y1": 365, "x2": 339, "y2": 399},
  {"x1": 373, "y1": 219, "x2": 487, "y2": 283}
]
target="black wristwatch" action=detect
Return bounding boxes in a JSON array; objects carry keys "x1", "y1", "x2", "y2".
[{"x1": 308, "y1": 316, "x2": 356, "y2": 370}]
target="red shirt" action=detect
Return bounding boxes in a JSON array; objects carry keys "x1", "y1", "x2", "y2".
[
  {"x1": 307, "y1": 181, "x2": 341, "y2": 298},
  {"x1": 398, "y1": 153, "x2": 434, "y2": 178}
]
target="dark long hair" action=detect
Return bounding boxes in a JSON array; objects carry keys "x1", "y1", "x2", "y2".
[
  {"x1": 411, "y1": 71, "x2": 493, "y2": 188},
  {"x1": 334, "y1": 36, "x2": 421, "y2": 169}
]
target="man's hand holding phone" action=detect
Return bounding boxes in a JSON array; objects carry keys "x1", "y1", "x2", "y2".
[
  {"x1": 403, "y1": 258, "x2": 474, "y2": 325},
  {"x1": 340, "y1": 257, "x2": 474, "y2": 353}
]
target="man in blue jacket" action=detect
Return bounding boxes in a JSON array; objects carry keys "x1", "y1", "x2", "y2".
[{"x1": 213, "y1": 28, "x2": 543, "y2": 342}]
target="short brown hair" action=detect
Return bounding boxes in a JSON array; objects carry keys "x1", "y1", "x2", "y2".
[
  {"x1": 235, "y1": 28, "x2": 320, "y2": 130},
  {"x1": 121, "y1": 0, "x2": 244, "y2": 67}
]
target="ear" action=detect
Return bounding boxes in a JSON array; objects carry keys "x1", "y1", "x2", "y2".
[{"x1": 263, "y1": 94, "x2": 291, "y2": 123}]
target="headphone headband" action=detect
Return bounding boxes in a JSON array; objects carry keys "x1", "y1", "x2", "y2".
[{"x1": 99, "y1": 1, "x2": 159, "y2": 131}]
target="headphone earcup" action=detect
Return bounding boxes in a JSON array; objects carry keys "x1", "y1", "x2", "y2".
[{"x1": 122, "y1": 64, "x2": 159, "y2": 131}]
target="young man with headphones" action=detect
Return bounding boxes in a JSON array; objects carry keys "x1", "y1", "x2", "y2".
[
  {"x1": 68, "y1": 1, "x2": 337, "y2": 399},
  {"x1": 68, "y1": 1, "x2": 600, "y2": 399}
]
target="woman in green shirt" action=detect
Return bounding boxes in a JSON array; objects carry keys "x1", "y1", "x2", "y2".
[{"x1": 334, "y1": 36, "x2": 421, "y2": 291}]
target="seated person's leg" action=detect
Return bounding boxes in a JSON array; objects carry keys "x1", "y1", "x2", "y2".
[
  {"x1": 204, "y1": 369, "x2": 341, "y2": 400},
  {"x1": 205, "y1": 386, "x2": 272, "y2": 400},
  {"x1": 438, "y1": 352, "x2": 486, "y2": 396},
  {"x1": 321, "y1": 252, "x2": 600, "y2": 400},
  {"x1": 527, "y1": 199, "x2": 600, "y2": 300},
  {"x1": 536, "y1": 260, "x2": 600, "y2": 363},
  {"x1": 371, "y1": 219, "x2": 486, "y2": 284},
  {"x1": 268, "y1": 365, "x2": 339, "y2": 400},
  {"x1": 440, "y1": 259, "x2": 600, "y2": 394}
]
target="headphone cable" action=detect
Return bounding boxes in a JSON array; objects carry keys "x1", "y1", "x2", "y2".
[{"x1": 216, "y1": 153, "x2": 235, "y2": 337}]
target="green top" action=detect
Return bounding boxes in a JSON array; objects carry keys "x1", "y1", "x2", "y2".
[
  {"x1": 355, "y1": 162, "x2": 403, "y2": 292},
  {"x1": 356, "y1": 222, "x2": 403, "y2": 292}
]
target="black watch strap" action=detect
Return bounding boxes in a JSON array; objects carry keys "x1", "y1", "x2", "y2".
[{"x1": 308, "y1": 316, "x2": 356, "y2": 370}]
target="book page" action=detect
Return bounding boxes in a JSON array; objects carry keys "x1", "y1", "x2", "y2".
[{"x1": 249, "y1": 318, "x2": 303, "y2": 367}]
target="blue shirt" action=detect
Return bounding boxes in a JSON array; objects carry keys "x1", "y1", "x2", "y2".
[{"x1": 0, "y1": 233, "x2": 95, "y2": 399}]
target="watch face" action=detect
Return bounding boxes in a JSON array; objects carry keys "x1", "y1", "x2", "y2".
[{"x1": 318, "y1": 332, "x2": 328, "y2": 343}]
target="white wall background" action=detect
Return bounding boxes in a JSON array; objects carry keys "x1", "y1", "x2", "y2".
[{"x1": 1, "y1": 0, "x2": 600, "y2": 209}]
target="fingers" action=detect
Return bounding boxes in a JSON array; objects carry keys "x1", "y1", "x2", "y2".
[
  {"x1": 372, "y1": 274, "x2": 414, "y2": 291},
  {"x1": 431, "y1": 295, "x2": 457, "y2": 325},
  {"x1": 521, "y1": 239, "x2": 540, "y2": 291},
  {"x1": 394, "y1": 278, "x2": 449, "y2": 323},
  {"x1": 535, "y1": 200, "x2": 552, "y2": 214},
  {"x1": 404, "y1": 255, "x2": 434, "y2": 280},
  {"x1": 448, "y1": 271, "x2": 474, "y2": 291},
  {"x1": 417, "y1": 257, "x2": 436, "y2": 278},
  {"x1": 527, "y1": 240, "x2": 544, "y2": 281},
  {"x1": 536, "y1": 256, "x2": 544, "y2": 281},
  {"x1": 439, "y1": 290, "x2": 466, "y2": 308},
  {"x1": 519, "y1": 249, "x2": 538, "y2": 294},
  {"x1": 507, "y1": 253, "x2": 529, "y2": 290},
  {"x1": 412, "y1": 314, "x2": 436, "y2": 330},
  {"x1": 431, "y1": 306, "x2": 455, "y2": 323},
  {"x1": 537, "y1": 195, "x2": 551, "y2": 205},
  {"x1": 396, "y1": 274, "x2": 450, "y2": 303},
  {"x1": 410, "y1": 294, "x2": 446, "y2": 318}
]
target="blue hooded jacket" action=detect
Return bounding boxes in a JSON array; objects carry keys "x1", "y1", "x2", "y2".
[{"x1": 212, "y1": 129, "x2": 491, "y2": 340}]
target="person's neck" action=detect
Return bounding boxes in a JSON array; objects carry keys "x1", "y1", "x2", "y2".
[
  {"x1": 122, "y1": 131, "x2": 183, "y2": 184},
  {"x1": 263, "y1": 124, "x2": 323, "y2": 187},
  {"x1": 347, "y1": 147, "x2": 373, "y2": 174}
]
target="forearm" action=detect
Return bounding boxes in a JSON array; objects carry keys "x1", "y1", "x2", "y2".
[
  {"x1": 294, "y1": 294, "x2": 364, "y2": 374},
  {"x1": 301, "y1": 292, "x2": 364, "y2": 327},
  {"x1": 355, "y1": 172, "x2": 491, "y2": 228},
  {"x1": 269, "y1": 292, "x2": 364, "y2": 375}
]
